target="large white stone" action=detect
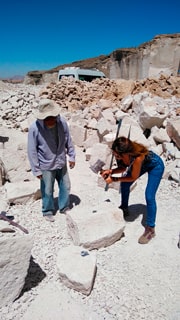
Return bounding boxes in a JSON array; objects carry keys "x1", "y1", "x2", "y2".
[
  {"x1": 5, "y1": 181, "x2": 39, "y2": 204},
  {"x1": 66, "y1": 203, "x2": 125, "y2": 250},
  {"x1": 57, "y1": 245, "x2": 97, "y2": 295},
  {"x1": 69, "y1": 123, "x2": 86, "y2": 147},
  {"x1": 166, "y1": 119, "x2": 180, "y2": 149},
  {"x1": 0, "y1": 235, "x2": 33, "y2": 307}
]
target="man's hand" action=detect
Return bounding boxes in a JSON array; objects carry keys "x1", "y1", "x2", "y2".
[
  {"x1": 69, "y1": 161, "x2": 75, "y2": 169},
  {"x1": 37, "y1": 175, "x2": 42, "y2": 179}
]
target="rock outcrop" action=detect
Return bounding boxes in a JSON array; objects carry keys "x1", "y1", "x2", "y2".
[
  {"x1": 109, "y1": 34, "x2": 180, "y2": 80},
  {"x1": 24, "y1": 34, "x2": 180, "y2": 85}
]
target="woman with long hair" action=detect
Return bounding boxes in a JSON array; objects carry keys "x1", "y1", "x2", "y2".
[{"x1": 101, "y1": 136, "x2": 165, "y2": 244}]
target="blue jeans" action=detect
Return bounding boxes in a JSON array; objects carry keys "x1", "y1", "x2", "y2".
[
  {"x1": 120, "y1": 151, "x2": 164, "y2": 227},
  {"x1": 40, "y1": 165, "x2": 71, "y2": 216}
]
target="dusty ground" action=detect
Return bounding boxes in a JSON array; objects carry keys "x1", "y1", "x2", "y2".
[{"x1": 0, "y1": 146, "x2": 180, "y2": 320}]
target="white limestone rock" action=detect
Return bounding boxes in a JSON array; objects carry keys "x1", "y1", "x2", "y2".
[
  {"x1": 0, "y1": 235, "x2": 33, "y2": 307},
  {"x1": 66, "y1": 203, "x2": 125, "y2": 250},
  {"x1": 5, "y1": 181, "x2": 39, "y2": 204},
  {"x1": 57, "y1": 245, "x2": 97, "y2": 295}
]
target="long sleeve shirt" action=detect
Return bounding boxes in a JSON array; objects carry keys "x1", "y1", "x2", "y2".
[{"x1": 27, "y1": 115, "x2": 75, "y2": 176}]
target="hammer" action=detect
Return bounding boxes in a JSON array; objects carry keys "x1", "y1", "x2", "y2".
[
  {"x1": 104, "y1": 119, "x2": 122, "y2": 191},
  {"x1": 90, "y1": 118, "x2": 122, "y2": 191},
  {"x1": 89, "y1": 159, "x2": 106, "y2": 175}
]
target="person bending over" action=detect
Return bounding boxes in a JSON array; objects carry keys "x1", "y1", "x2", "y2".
[{"x1": 101, "y1": 136, "x2": 164, "y2": 244}]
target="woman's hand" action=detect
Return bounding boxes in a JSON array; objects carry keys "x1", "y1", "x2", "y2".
[
  {"x1": 100, "y1": 169, "x2": 113, "y2": 184},
  {"x1": 100, "y1": 169, "x2": 112, "y2": 179},
  {"x1": 105, "y1": 175, "x2": 113, "y2": 184}
]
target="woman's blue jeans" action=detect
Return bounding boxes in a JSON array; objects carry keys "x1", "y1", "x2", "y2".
[
  {"x1": 40, "y1": 165, "x2": 71, "y2": 216},
  {"x1": 120, "y1": 152, "x2": 164, "y2": 227}
]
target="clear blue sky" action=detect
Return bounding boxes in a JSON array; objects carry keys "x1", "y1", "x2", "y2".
[{"x1": 0, "y1": 0, "x2": 179, "y2": 78}]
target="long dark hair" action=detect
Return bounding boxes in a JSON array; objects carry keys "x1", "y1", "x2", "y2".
[{"x1": 112, "y1": 137, "x2": 149, "y2": 157}]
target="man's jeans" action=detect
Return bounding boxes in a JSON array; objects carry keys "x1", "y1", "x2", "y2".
[
  {"x1": 40, "y1": 165, "x2": 71, "y2": 215},
  {"x1": 120, "y1": 152, "x2": 165, "y2": 227}
]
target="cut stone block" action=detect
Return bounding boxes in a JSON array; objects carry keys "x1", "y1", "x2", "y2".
[
  {"x1": 57, "y1": 245, "x2": 97, "y2": 295},
  {"x1": 66, "y1": 204, "x2": 125, "y2": 250},
  {"x1": 0, "y1": 235, "x2": 33, "y2": 307},
  {"x1": 5, "y1": 181, "x2": 39, "y2": 204}
]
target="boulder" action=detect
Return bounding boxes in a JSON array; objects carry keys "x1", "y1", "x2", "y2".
[
  {"x1": 66, "y1": 203, "x2": 125, "y2": 250},
  {"x1": 0, "y1": 235, "x2": 33, "y2": 307},
  {"x1": 57, "y1": 245, "x2": 97, "y2": 295}
]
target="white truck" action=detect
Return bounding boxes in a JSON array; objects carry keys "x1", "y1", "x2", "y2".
[{"x1": 58, "y1": 67, "x2": 106, "y2": 82}]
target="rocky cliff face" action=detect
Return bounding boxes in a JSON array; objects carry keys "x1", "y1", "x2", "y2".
[
  {"x1": 24, "y1": 34, "x2": 180, "y2": 85},
  {"x1": 110, "y1": 34, "x2": 180, "y2": 80}
]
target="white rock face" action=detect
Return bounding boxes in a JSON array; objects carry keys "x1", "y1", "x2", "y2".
[{"x1": 109, "y1": 34, "x2": 180, "y2": 80}]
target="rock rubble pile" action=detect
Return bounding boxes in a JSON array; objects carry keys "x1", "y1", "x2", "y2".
[
  {"x1": 40, "y1": 74, "x2": 180, "y2": 111},
  {"x1": 0, "y1": 76, "x2": 180, "y2": 186}
]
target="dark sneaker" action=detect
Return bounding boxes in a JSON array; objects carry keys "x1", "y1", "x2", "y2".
[
  {"x1": 119, "y1": 206, "x2": 129, "y2": 217},
  {"x1": 44, "y1": 215, "x2": 55, "y2": 222},
  {"x1": 59, "y1": 207, "x2": 70, "y2": 214},
  {"x1": 138, "y1": 226, "x2": 155, "y2": 244}
]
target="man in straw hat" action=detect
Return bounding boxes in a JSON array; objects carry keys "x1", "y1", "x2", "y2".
[{"x1": 28, "y1": 99, "x2": 76, "y2": 222}]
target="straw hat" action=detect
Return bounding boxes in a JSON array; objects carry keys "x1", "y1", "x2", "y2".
[{"x1": 34, "y1": 99, "x2": 60, "y2": 120}]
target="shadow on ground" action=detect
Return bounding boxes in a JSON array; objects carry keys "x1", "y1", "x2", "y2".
[
  {"x1": 54, "y1": 193, "x2": 81, "y2": 212},
  {"x1": 69, "y1": 193, "x2": 81, "y2": 208},
  {"x1": 124, "y1": 203, "x2": 147, "y2": 227},
  {"x1": 17, "y1": 256, "x2": 46, "y2": 299}
]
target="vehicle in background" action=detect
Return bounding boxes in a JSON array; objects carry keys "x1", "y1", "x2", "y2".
[{"x1": 58, "y1": 67, "x2": 106, "y2": 82}]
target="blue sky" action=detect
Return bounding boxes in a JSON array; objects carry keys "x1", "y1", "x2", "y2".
[{"x1": 0, "y1": 0, "x2": 179, "y2": 78}]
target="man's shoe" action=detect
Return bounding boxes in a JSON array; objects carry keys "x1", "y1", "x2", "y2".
[
  {"x1": 59, "y1": 207, "x2": 70, "y2": 214},
  {"x1": 44, "y1": 215, "x2": 55, "y2": 222},
  {"x1": 138, "y1": 226, "x2": 155, "y2": 244}
]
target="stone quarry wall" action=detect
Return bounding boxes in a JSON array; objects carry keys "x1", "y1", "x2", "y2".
[
  {"x1": 109, "y1": 34, "x2": 180, "y2": 80},
  {"x1": 24, "y1": 34, "x2": 180, "y2": 85}
]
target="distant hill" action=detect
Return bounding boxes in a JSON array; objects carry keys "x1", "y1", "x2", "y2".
[
  {"x1": 27, "y1": 54, "x2": 111, "y2": 78},
  {"x1": 0, "y1": 75, "x2": 24, "y2": 83}
]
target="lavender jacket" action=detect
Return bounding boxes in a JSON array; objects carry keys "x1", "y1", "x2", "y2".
[{"x1": 28, "y1": 115, "x2": 75, "y2": 176}]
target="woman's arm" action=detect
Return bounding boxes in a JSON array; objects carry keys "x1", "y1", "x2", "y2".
[
  {"x1": 105, "y1": 155, "x2": 144, "y2": 184},
  {"x1": 101, "y1": 167, "x2": 126, "y2": 179}
]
